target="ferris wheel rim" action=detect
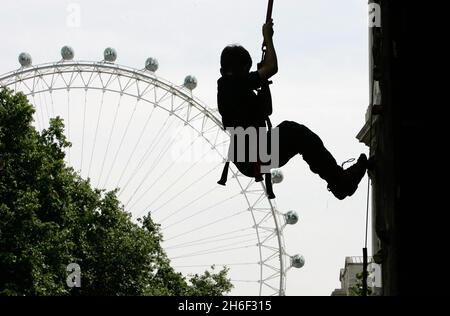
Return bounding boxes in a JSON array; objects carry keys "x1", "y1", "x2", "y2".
[
  {"x1": 0, "y1": 59, "x2": 288, "y2": 296},
  {"x1": 0, "y1": 60, "x2": 222, "y2": 126}
]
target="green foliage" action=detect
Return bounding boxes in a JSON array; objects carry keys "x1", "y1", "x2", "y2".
[
  {"x1": 0, "y1": 88, "x2": 233, "y2": 296},
  {"x1": 349, "y1": 272, "x2": 372, "y2": 296},
  {"x1": 189, "y1": 266, "x2": 233, "y2": 296}
]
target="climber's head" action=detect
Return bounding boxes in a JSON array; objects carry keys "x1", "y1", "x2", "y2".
[{"x1": 220, "y1": 45, "x2": 252, "y2": 77}]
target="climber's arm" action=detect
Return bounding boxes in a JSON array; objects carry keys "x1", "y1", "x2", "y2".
[{"x1": 258, "y1": 20, "x2": 278, "y2": 81}]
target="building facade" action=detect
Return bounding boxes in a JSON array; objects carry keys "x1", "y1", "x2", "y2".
[{"x1": 331, "y1": 257, "x2": 382, "y2": 296}]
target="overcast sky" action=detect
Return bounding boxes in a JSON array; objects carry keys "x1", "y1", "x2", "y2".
[{"x1": 0, "y1": 0, "x2": 371, "y2": 296}]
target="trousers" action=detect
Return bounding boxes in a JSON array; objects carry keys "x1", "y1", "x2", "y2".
[{"x1": 233, "y1": 120, "x2": 342, "y2": 184}]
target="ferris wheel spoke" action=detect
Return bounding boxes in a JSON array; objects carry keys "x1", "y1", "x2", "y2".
[
  {"x1": 127, "y1": 136, "x2": 201, "y2": 211},
  {"x1": 170, "y1": 239, "x2": 260, "y2": 260},
  {"x1": 37, "y1": 92, "x2": 47, "y2": 128},
  {"x1": 163, "y1": 192, "x2": 241, "y2": 229},
  {"x1": 169, "y1": 244, "x2": 256, "y2": 261},
  {"x1": 115, "y1": 105, "x2": 156, "y2": 189},
  {"x1": 49, "y1": 71, "x2": 57, "y2": 91},
  {"x1": 145, "y1": 162, "x2": 222, "y2": 216},
  {"x1": 36, "y1": 76, "x2": 54, "y2": 118},
  {"x1": 87, "y1": 91, "x2": 105, "y2": 179},
  {"x1": 230, "y1": 280, "x2": 259, "y2": 284},
  {"x1": 119, "y1": 115, "x2": 173, "y2": 196},
  {"x1": 31, "y1": 93, "x2": 42, "y2": 131},
  {"x1": 66, "y1": 90, "x2": 71, "y2": 165},
  {"x1": 80, "y1": 89, "x2": 88, "y2": 171},
  {"x1": 37, "y1": 82, "x2": 49, "y2": 127},
  {"x1": 158, "y1": 186, "x2": 220, "y2": 224},
  {"x1": 102, "y1": 99, "x2": 140, "y2": 188},
  {"x1": 173, "y1": 263, "x2": 258, "y2": 269},
  {"x1": 41, "y1": 79, "x2": 51, "y2": 119},
  {"x1": 41, "y1": 80, "x2": 55, "y2": 119},
  {"x1": 97, "y1": 95, "x2": 122, "y2": 188},
  {"x1": 165, "y1": 209, "x2": 248, "y2": 242},
  {"x1": 139, "y1": 152, "x2": 222, "y2": 214},
  {"x1": 124, "y1": 120, "x2": 186, "y2": 207},
  {"x1": 140, "y1": 121, "x2": 186, "y2": 174},
  {"x1": 165, "y1": 231, "x2": 266, "y2": 250},
  {"x1": 49, "y1": 91, "x2": 55, "y2": 119},
  {"x1": 163, "y1": 227, "x2": 253, "y2": 249}
]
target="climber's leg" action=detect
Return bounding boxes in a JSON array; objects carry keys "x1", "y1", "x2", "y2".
[
  {"x1": 276, "y1": 121, "x2": 341, "y2": 180},
  {"x1": 276, "y1": 120, "x2": 367, "y2": 200}
]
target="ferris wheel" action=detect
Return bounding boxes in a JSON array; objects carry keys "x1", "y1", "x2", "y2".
[{"x1": 0, "y1": 46, "x2": 305, "y2": 296}]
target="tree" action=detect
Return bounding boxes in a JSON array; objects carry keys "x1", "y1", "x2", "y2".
[
  {"x1": 349, "y1": 272, "x2": 372, "y2": 296},
  {"x1": 0, "y1": 88, "x2": 233, "y2": 296}
]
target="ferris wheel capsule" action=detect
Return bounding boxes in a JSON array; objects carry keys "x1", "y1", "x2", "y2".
[
  {"x1": 271, "y1": 169, "x2": 284, "y2": 184},
  {"x1": 291, "y1": 254, "x2": 305, "y2": 269},
  {"x1": 61, "y1": 46, "x2": 75, "y2": 60},
  {"x1": 284, "y1": 210, "x2": 299, "y2": 225},
  {"x1": 18, "y1": 52, "x2": 32, "y2": 67},
  {"x1": 145, "y1": 57, "x2": 159, "y2": 72},
  {"x1": 104, "y1": 47, "x2": 117, "y2": 62},
  {"x1": 183, "y1": 75, "x2": 197, "y2": 90}
]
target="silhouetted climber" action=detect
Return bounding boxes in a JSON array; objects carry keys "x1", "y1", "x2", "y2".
[{"x1": 217, "y1": 20, "x2": 367, "y2": 200}]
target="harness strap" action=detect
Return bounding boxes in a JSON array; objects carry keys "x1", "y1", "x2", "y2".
[{"x1": 217, "y1": 117, "x2": 276, "y2": 199}]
